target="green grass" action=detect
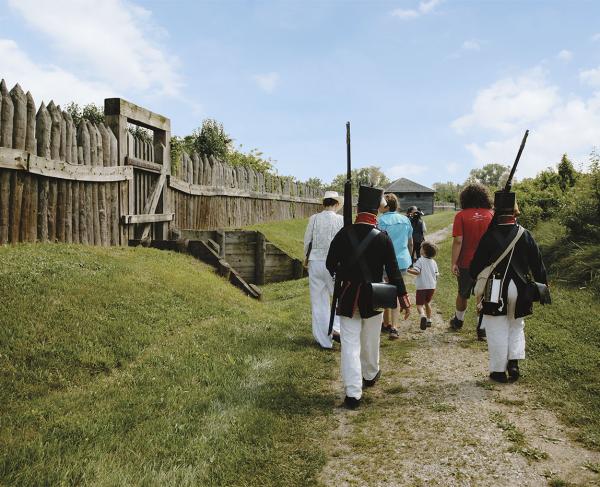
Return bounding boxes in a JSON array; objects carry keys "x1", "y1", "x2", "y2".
[
  {"x1": 0, "y1": 244, "x2": 334, "y2": 486},
  {"x1": 433, "y1": 222, "x2": 600, "y2": 451},
  {"x1": 423, "y1": 210, "x2": 455, "y2": 234},
  {"x1": 247, "y1": 218, "x2": 309, "y2": 260}
]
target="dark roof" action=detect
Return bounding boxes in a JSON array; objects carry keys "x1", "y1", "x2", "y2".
[{"x1": 386, "y1": 178, "x2": 435, "y2": 193}]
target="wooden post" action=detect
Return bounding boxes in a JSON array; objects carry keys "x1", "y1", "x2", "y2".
[
  {"x1": 25, "y1": 92, "x2": 36, "y2": 155},
  {"x1": 19, "y1": 174, "x2": 31, "y2": 242},
  {"x1": 0, "y1": 170, "x2": 10, "y2": 243},
  {"x1": 65, "y1": 181, "x2": 72, "y2": 244},
  {"x1": 47, "y1": 101, "x2": 61, "y2": 160},
  {"x1": 0, "y1": 80, "x2": 14, "y2": 148},
  {"x1": 72, "y1": 182, "x2": 80, "y2": 244},
  {"x1": 63, "y1": 111, "x2": 72, "y2": 163},
  {"x1": 28, "y1": 176, "x2": 38, "y2": 242},
  {"x1": 9, "y1": 171, "x2": 24, "y2": 243},
  {"x1": 59, "y1": 106, "x2": 66, "y2": 161},
  {"x1": 79, "y1": 182, "x2": 88, "y2": 245},
  {"x1": 56, "y1": 179, "x2": 66, "y2": 242},
  {"x1": 255, "y1": 231, "x2": 266, "y2": 285},
  {"x1": 47, "y1": 179, "x2": 58, "y2": 242},
  {"x1": 36, "y1": 103, "x2": 51, "y2": 158},
  {"x1": 85, "y1": 182, "x2": 94, "y2": 244},
  {"x1": 99, "y1": 184, "x2": 108, "y2": 246},
  {"x1": 38, "y1": 178, "x2": 49, "y2": 242},
  {"x1": 10, "y1": 84, "x2": 26, "y2": 150}
]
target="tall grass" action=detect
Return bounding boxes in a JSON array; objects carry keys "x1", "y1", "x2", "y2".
[{"x1": 0, "y1": 244, "x2": 334, "y2": 486}]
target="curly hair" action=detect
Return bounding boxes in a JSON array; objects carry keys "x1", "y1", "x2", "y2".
[
  {"x1": 420, "y1": 241, "x2": 437, "y2": 258},
  {"x1": 459, "y1": 183, "x2": 492, "y2": 209}
]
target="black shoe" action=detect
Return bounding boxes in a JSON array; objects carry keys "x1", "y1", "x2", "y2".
[
  {"x1": 381, "y1": 324, "x2": 392, "y2": 334},
  {"x1": 332, "y1": 332, "x2": 341, "y2": 344},
  {"x1": 363, "y1": 370, "x2": 381, "y2": 388},
  {"x1": 507, "y1": 360, "x2": 520, "y2": 382},
  {"x1": 388, "y1": 328, "x2": 400, "y2": 340},
  {"x1": 489, "y1": 372, "x2": 508, "y2": 383},
  {"x1": 450, "y1": 316, "x2": 463, "y2": 331},
  {"x1": 426, "y1": 320, "x2": 432, "y2": 328},
  {"x1": 477, "y1": 328, "x2": 487, "y2": 341},
  {"x1": 420, "y1": 316, "x2": 427, "y2": 330},
  {"x1": 343, "y1": 396, "x2": 361, "y2": 409}
]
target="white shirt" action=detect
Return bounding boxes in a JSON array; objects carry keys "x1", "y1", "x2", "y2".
[
  {"x1": 413, "y1": 257, "x2": 439, "y2": 290},
  {"x1": 304, "y1": 210, "x2": 343, "y2": 261}
]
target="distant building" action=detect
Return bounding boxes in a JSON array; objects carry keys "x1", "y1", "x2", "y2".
[{"x1": 385, "y1": 178, "x2": 436, "y2": 214}]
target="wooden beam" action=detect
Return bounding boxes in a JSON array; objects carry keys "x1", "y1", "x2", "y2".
[
  {"x1": 139, "y1": 173, "x2": 166, "y2": 240},
  {"x1": 121, "y1": 213, "x2": 174, "y2": 224},
  {"x1": 104, "y1": 98, "x2": 171, "y2": 132},
  {"x1": 125, "y1": 156, "x2": 163, "y2": 174},
  {"x1": 168, "y1": 176, "x2": 320, "y2": 204},
  {"x1": 255, "y1": 231, "x2": 266, "y2": 285}
]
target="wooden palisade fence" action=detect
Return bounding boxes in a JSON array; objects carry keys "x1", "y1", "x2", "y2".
[{"x1": 0, "y1": 79, "x2": 321, "y2": 246}]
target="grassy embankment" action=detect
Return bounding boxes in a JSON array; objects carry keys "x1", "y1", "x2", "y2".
[
  {"x1": 0, "y1": 244, "x2": 336, "y2": 486},
  {"x1": 433, "y1": 218, "x2": 600, "y2": 450}
]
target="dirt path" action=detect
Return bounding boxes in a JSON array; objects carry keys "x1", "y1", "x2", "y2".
[{"x1": 319, "y1": 226, "x2": 600, "y2": 487}]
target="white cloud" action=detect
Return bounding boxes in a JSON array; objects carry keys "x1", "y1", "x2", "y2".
[
  {"x1": 386, "y1": 163, "x2": 428, "y2": 180},
  {"x1": 0, "y1": 39, "x2": 109, "y2": 105},
  {"x1": 252, "y1": 72, "x2": 280, "y2": 93},
  {"x1": 455, "y1": 67, "x2": 600, "y2": 178},
  {"x1": 580, "y1": 67, "x2": 600, "y2": 87},
  {"x1": 391, "y1": 0, "x2": 442, "y2": 20},
  {"x1": 462, "y1": 40, "x2": 481, "y2": 51},
  {"x1": 557, "y1": 49, "x2": 573, "y2": 62},
  {"x1": 452, "y1": 67, "x2": 560, "y2": 134},
  {"x1": 8, "y1": 0, "x2": 181, "y2": 97}
]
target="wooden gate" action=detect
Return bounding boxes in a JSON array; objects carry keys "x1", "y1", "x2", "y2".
[{"x1": 104, "y1": 99, "x2": 172, "y2": 241}]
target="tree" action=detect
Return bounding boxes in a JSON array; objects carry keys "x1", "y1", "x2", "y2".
[
  {"x1": 328, "y1": 166, "x2": 390, "y2": 195},
  {"x1": 557, "y1": 153, "x2": 577, "y2": 191},
  {"x1": 432, "y1": 181, "x2": 461, "y2": 203},
  {"x1": 192, "y1": 119, "x2": 232, "y2": 159},
  {"x1": 467, "y1": 163, "x2": 511, "y2": 188},
  {"x1": 305, "y1": 177, "x2": 325, "y2": 191},
  {"x1": 227, "y1": 145, "x2": 274, "y2": 173},
  {"x1": 65, "y1": 102, "x2": 104, "y2": 126}
]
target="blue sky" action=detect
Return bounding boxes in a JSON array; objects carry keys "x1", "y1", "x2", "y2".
[{"x1": 1, "y1": 0, "x2": 600, "y2": 187}]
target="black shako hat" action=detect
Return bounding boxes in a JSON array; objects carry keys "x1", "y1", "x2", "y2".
[
  {"x1": 357, "y1": 185, "x2": 384, "y2": 213},
  {"x1": 494, "y1": 190, "x2": 516, "y2": 216}
]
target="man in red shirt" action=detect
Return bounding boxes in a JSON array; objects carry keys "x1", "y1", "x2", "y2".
[{"x1": 450, "y1": 184, "x2": 494, "y2": 337}]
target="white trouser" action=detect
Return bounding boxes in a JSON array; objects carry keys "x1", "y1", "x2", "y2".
[
  {"x1": 308, "y1": 260, "x2": 340, "y2": 349},
  {"x1": 340, "y1": 311, "x2": 383, "y2": 399},
  {"x1": 482, "y1": 280, "x2": 526, "y2": 372}
]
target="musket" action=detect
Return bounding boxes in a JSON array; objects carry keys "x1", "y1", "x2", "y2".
[
  {"x1": 328, "y1": 122, "x2": 353, "y2": 335},
  {"x1": 504, "y1": 129, "x2": 529, "y2": 192}
]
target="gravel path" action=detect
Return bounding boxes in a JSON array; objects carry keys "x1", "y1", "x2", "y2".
[{"x1": 318, "y1": 226, "x2": 600, "y2": 487}]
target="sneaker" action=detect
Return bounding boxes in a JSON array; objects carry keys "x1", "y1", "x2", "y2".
[
  {"x1": 388, "y1": 328, "x2": 400, "y2": 340},
  {"x1": 477, "y1": 328, "x2": 486, "y2": 341},
  {"x1": 507, "y1": 360, "x2": 520, "y2": 382},
  {"x1": 420, "y1": 316, "x2": 427, "y2": 330},
  {"x1": 343, "y1": 396, "x2": 361, "y2": 410},
  {"x1": 489, "y1": 372, "x2": 508, "y2": 383},
  {"x1": 332, "y1": 332, "x2": 341, "y2": 344},
  {"x1": 363, "y1": 370, "x2": 381, "y2": 388},
  {"x1": 381, "y1": 324, "x2": 392, "y2": 333},
  {"x1": 449, "y1": 316, "x2": 463, "y2": 331},
  {"x1": 426, "y1": 320, "x2": 432, "y2": 328}
]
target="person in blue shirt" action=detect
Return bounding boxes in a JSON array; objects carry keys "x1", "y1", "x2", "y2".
[{"x1": 378, "y1": 193, "x2": 413, "y2": 339}]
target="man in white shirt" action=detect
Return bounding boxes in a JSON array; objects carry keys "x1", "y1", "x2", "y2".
[{"x1": 304, "y1": 191, "x2": 344, "y2": 349}]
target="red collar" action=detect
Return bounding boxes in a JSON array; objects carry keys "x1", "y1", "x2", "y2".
[
  {"x1": 355, "y1": 212, "x2": 378, "y2": 225},
  {"x1": 497, "y1": 215, "x2": 516, "y2": 225}
]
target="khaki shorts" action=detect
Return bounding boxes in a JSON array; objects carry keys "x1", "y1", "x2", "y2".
[{"x1": 458, "y1": 267, "x2": 474, "y2": 300}]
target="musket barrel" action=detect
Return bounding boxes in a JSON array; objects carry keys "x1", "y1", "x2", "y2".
[{"x1": 505, "y1": 129, "x2": 529, "y2": 191}]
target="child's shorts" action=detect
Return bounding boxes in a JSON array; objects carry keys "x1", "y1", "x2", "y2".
[{"x1": 416, "y1": 289, "x2": 435, "y2": 305}]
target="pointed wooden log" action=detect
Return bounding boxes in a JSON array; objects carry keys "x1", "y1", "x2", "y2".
[
  {"x1": 63, "y1": 111, "x2": 72, "y2": 163},
  {"x1": 99, "y1": 123, "x2": 110, "y2": 167},
  {"x1": 59, "y1": 106, "x2": 67, "y2": 161},
  {"x1": 94, "y1": 124, "x2": 103, "y2": 167},
  {"x1": 88, "y1": 121, "x2": 98, "y2": 166},
  {"x1": 9, "y1": 171, "x2": 24, "y2": 243},
  {"x1": 56, "y1": 179, "x2": 66, "y2": 242},
  {"x1": 79, "y1": 182, "x2": 88, "y2": 245},
  {"x1": 99, "y1": 184, "x2": 108, "y2": 246},
  {"x1": 19, "y1": 174, "x2": 31, "y2": 242},
  {"x1": 24, "y1": 92, "x2": 37, "y2": 154},
  {"x1": 70, "y1": 122, "x2": 77, "y2": 164},
  {"x1": 64, "y1": 181, "x2": 72, "y2": 243},
  {"x1": 37, "y1": 178, "x2": 49, "y2": 242},
  {"x1": 10, "y1": 84, "x2": 26, "y2": 150},
  {"x1": 36, "y1": 103, "x2": 51, "y2": 158},
  {"x1": 192, "y1": 152, "x2": 200, "y2": 185},
  {"x1": 72, "y1": 182, "x2": 80, "y2": 244},
  {"x1": 109, "y1": 126, "x2": 118, "y2": 167},
  {"x1": 47, "y1": 179, "x2": 58, "y2": 242},
  {"x1": 85, "y1": 183, "x2": 94, "y2": 244},
  {"x1": 28, "y1": 176, "x2": 38, "y2": 242},
  {"x1": 0, "y1": 170, "x2": 10, "y2": 243},
  {"x1": 47, "y1": 101, "x2": 61, "y2": 160},
  {"x1": 77, "y1": 121, "x2": 91, "y2": 165},
  {"x1": 1, "y1": 80, "x2": 14, "y2": 148}
]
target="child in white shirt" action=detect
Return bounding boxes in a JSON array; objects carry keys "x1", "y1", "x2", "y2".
[{"x1": 408, "y1": 241, "x2": 439, "y2": 330}]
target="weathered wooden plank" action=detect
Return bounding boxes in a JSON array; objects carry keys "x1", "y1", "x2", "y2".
[
  {"x1": 79, "y1": 182, "x2": 88, "y2": 245},
  {"x1": 92, "y1": 184, "x2": 101, "y2": 245},
  {"x1": 19, "y1": 173, "x2": 31, "y2": 242},
  {"x1": 104, "y1": 98, "x2": 171, "y2": 132},
  {"x1": 72, "y1": 182, "x2": 80, "y2": 244},
  {"x1": 85, "y1": 183, "x2": 94, "y2": 245},
  {"x1": 47, "y1": 179, "x2": 58, "y2": 242},
  {"x1": 110, "y1": 182, "x2": 119, "y2": 245},
  {"x1": 56, "y1": 179, "x2": 66, "y2": 242},
  {"x1": 28, "y1": 175, "x2": 38, "y2": 242},
  {"x1": 25, "y1": 153, "x2": 133, "y2": 182},
  {"x1": 10, "y1": 84, "x2": 26, "y2": 150},
  {"x1": 122, "y1": 212, "x2": 173, "y2": 224},
  {"x1": 47, "y1": 101, "x2": 61, "y2": 161},
  {"x1": 99, "y1": 184, "x2": 108, "y2": 246},
  {"x1": 65, "y1": 181, "x2": 72, "y2": 244},
  {"x1": 25, "y1": 92, "x2": 36, "y2": 155}
]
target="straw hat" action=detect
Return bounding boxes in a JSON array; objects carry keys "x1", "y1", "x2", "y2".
[{"x1": 323, "y1": 190, "x2": 343, "y2": 205}]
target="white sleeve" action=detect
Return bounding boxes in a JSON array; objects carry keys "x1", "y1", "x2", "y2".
[
  {"x1": 304, "y1": 215, "x2": 316, "y2": 256},
  {"x1": 413, "y1": 257, "x2": 422, "y2": 272}
]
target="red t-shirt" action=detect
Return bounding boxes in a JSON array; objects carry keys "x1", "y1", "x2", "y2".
[{"x1": 452, "y1": 208, "x2": 494, "y2": 268}]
